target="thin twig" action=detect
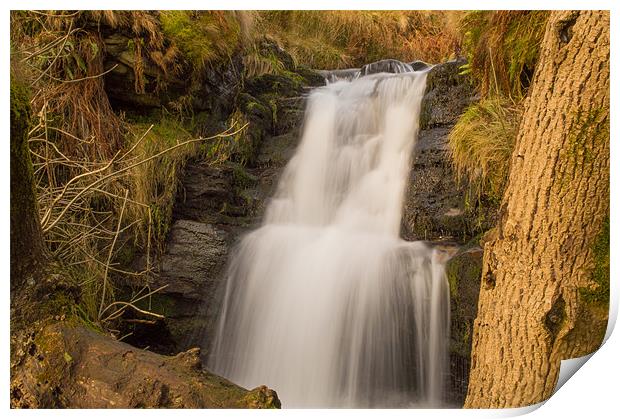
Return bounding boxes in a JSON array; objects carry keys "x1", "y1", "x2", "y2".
[
  {"x1": 98, "y1": 189, "x2": 129, "y2": 319},
  {"x1": 45, "y1": 64, "x2": 119, "y2": 84},
  {"x1": 42, "y1": 124, "x2": 247, "y2": 233},
  {"x1": 100, "y1": 284, "x2": 169, "y2": 322},
  {"x1": 40, "y1": 150, "x2": 120, "y2": 228},
  {"x1": 30, "y1": 20, "x2": 74, "y2": 86}
]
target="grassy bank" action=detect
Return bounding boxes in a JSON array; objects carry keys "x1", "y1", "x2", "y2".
[{"x1": 448, "y1": 11, "x2": 549, "y2": 206}]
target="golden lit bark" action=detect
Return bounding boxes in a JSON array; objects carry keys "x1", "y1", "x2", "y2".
[{"x1": 464, "y1": 10, "x2": 610, "y2": 408}]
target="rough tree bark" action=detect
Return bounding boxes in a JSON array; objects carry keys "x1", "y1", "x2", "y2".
[
  {"x1": 10, "y1": 78, "x2": 47, "y2": 298},
  {"x1": 464, "y1": 10, "x2": 609, "y2": 408}
]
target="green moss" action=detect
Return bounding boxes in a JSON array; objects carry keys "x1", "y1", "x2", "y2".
[
  {"x1": 71, "y1": 303, "x2": 105, "y2": 334},
  {"x1": 160, "y1": 11, "x2": 242, "y2": 70},
  {"x1": 40, "y1": 292, "x2": 73, "y2": 318},
  {"x1": 63, "y1": 352, "x2": 73, "y2": 364},
  {"x1": 229, "y1": 162, "x2": 257, "y2": 189},
  {"x1": 10, "y1": 78, "x2": 30, "y2": 126},
  {"x1": 30, "y1": 323, "x2": 73, "y2": 396},
  {"x1": 580, "y1": 217, "x2": 610, "y2": 305},
  {"x1": 127, "y1": 117, "x2": 194, "y2": 251},
  {"x1": 566, "y1": 107, "x2": 609, "y2": 166},
  {"x1": 446, "y1": 250, "x2": 483, "y2": 301},
  {"x1": 136, "y1": 293, "x2": 178, "y2": 318},
  {"x1": 236, "y1": 387, "x2": 281, "y2": 409},
  {"x1": 446, "y1": 247, "x2": 483, "y2": 358},
  {"x1": 503, "y1": 12, "x2": 548, "y2": 97}
]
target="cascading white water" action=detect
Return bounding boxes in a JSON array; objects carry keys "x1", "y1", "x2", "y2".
[{"x1": 209, "y1": 67, "x2": 450, "y2": 408}]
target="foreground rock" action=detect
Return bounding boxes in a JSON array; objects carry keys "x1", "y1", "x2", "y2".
[{"x1": 11, "y1": 321, "x2": 280, "y2": 408}]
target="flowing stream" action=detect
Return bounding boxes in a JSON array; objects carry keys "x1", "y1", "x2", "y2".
[{"x1": 209, "y1": 66, "x2": 450, "y2": 408}]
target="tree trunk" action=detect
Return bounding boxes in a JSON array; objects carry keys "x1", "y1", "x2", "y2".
[
  {"x1": 10, "y1": 78, "x2": 47, "y2": 298},
  {"x1": 464, "y1": 10, "x2": 609, "y2": 408}
]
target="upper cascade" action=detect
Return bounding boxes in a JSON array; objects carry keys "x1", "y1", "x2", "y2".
[
  {"x1": 209, "y1": 64, "x2": 450, "y2": 408},
  {"x1": 318, "y1": 58, "x2": 431, "y2": 83}
]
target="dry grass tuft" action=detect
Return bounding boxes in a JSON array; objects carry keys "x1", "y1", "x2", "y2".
[{"x1": 448, "y1": 96, "x2": 523, "y2": 201}]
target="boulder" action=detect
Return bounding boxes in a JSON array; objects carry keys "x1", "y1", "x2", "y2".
[
  {"x1": 253, "y1": 37, "x2": 296, "y2": 72},
  {"x1": 10, "y1": 321, "x2": 280, "y2": 408},
  {"x1": 360, "y1": 58, "x2": 413, "y2": 75},
  {"x1": 409, "y1": 60, "x2": 430, "y2": 71},
  {"x1": 295, "y1": 65, "x2": 326, "y2": 87}
]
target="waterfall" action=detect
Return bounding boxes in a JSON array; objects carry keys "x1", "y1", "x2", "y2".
[{"x1": 209, "y1": 66, "x2": 450, "y2": 408}]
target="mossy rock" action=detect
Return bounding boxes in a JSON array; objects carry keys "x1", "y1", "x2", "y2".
[
  {"x1": 11, "y1": 321, "x2": 281, "y2": 408},
  {"x1": 245, "y1": 73, "x2": 303, "y2": 100},
  {"x1": 295, "y1": 65, "x2": 325, "y2": 87},
  {"x1": 420, "y1": 59, "x2": 476, "y2": 129},
  {"x1": 253, "y1": 37, "x2": 296, "y2": 73},
  {"x1": 237, "y1": 93, "x2": 273, "y2": 133},
  {"x1": 256, "y1": 132, "x2": 298, "y2": 168}
]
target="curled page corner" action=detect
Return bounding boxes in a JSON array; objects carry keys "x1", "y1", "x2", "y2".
[
  {"x1": 553, "y1": 353, "x2": 594, "y2": 394},
  {"x1": 549, "y1": 290, "x2": 617, "y2": 401}
]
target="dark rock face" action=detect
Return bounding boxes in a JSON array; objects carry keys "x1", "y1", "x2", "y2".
[
  {"x1": 191, "y1": 53, "x2": 245, "y2": 119},
  {"x1": 401, "y1": 60, "x2": 480, "y2": 243},
  {"x1": 157, "y1": 220, "x2": 228, "y2": 301},
  {"x1": 102, "y1": 31, "x2": 244, "y2": 121},
  {"x1": 401, "y1": 127, "x2": 470, "y2": 242},
  {"x1": 398, "y1": 59, "x2": 485, "y2": 406},
  {"x1": 444, "y1": 245, "x2": 483, "y2": 406},
  {"x1": 420, "y1": 59, "x2": 477, "y2": 129},
  {"x1": 140, "y1": 69, "x2": 309, "y2": 355},
  {"x1": 10, "y1": 322, "x2": 280, "y2": 408}
]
